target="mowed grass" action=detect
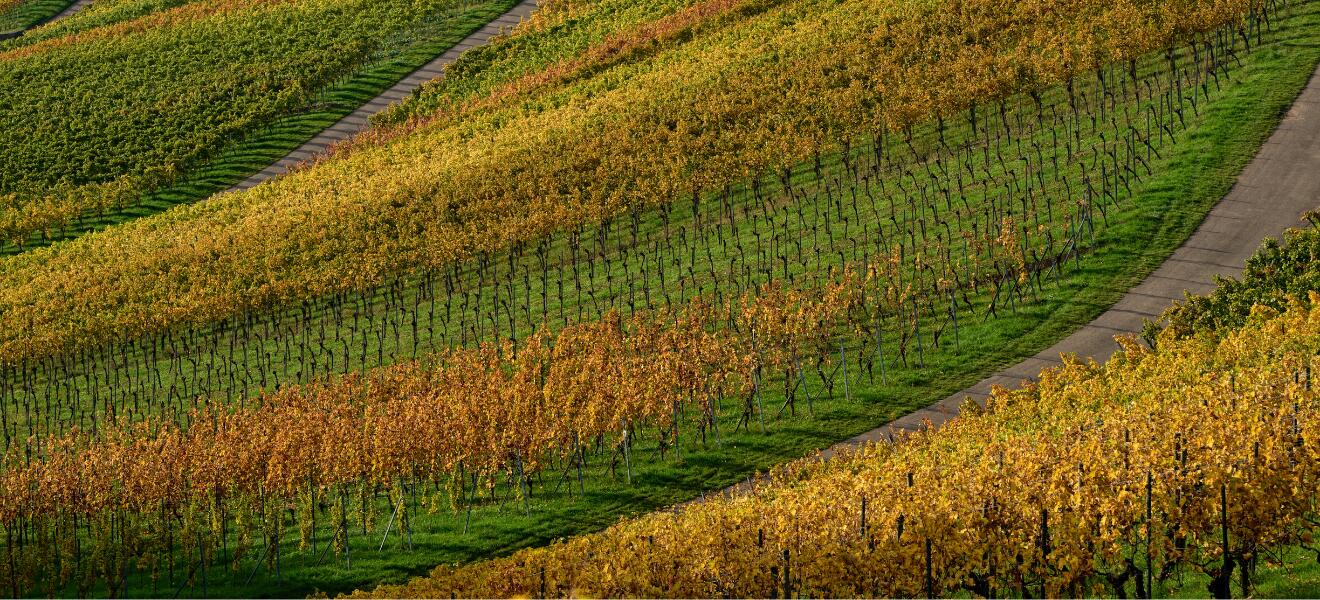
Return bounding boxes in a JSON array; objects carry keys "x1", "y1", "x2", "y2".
[
  {"x1": 1164, "y1": 546, "x2": 1320, "y2": 599},
  {"x1": 66, "y1": 4, "x2": 1320, "y2": 597}
]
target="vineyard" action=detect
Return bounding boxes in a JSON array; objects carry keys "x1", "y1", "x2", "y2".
[
  {"x1": 5, "y1": 219, "x2": 1320, "y2": 596},
  {"x1": 4, "y1": 0, "x2": 1316, "y2": 433},
  {"x1": 0, "y1": 0, "x2": 1300, "y2": 363},
  {"x1": 357, "y1": 227, "x2": 1320, "y2": 599},
  {"x1": 0, "y1": 0, "x2": 514, "y2": 249},
  {"x1": 0, "y1": 0, "x2": 1318, "y2": 596}
]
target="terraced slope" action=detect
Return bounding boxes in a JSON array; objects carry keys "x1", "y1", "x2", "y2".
[
  {"x1": 1, "y1": 0, "x2": 1319, "y2": 597},
  {"x1": 0, "y1": 0, "x2": 516, "y2": 248}
]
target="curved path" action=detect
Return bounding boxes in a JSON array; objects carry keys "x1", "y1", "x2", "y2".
[
  {"x1": 228, "y1": 0, "x2": 540, "y2": 192},
  {"x1": 0, "y1": 0, "x2": 91, "y2": 38},
  {"x1": 818, "y1": 63, "x2": 1320, "y2": 459},
  {"x1": 45, "y1": 0, "x2": 91, "y2": 23}
]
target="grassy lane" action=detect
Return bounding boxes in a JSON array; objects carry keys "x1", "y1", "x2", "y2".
[
  {"x1": 21, "y1": 2, "x2": 1320, "y2": 596},
  {"x1": 5, "y1": 1, "x2": 1317, "y2": 439}
]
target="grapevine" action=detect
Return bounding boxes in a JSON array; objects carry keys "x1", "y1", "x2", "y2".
[
  {"x1": 358, "y1": 293, "x2": 1320, "y2": 599},
  {"x1": 0, "y1": 0, "x2": 1284, "y2": 442}
]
